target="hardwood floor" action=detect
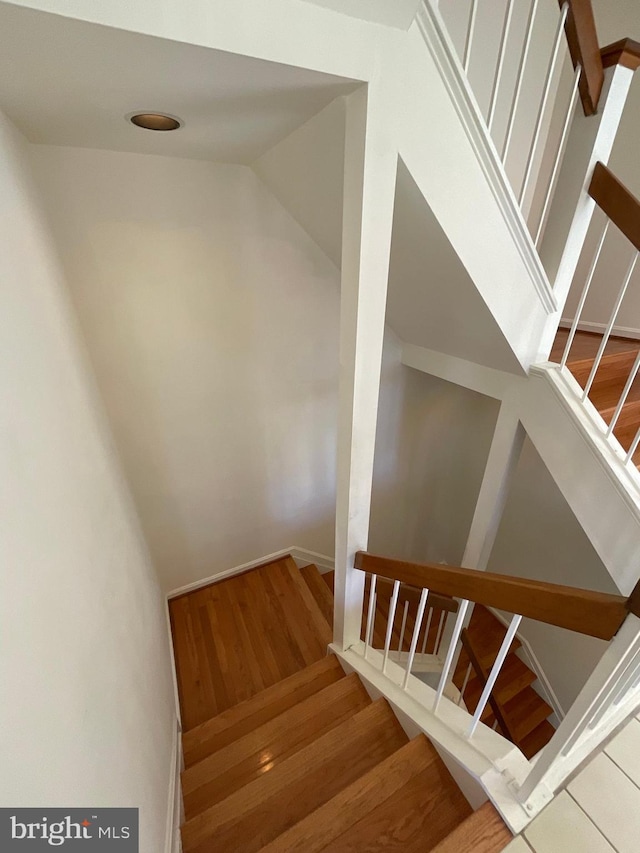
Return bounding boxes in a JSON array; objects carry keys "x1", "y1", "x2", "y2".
[{"x1": 169, "y1": 556, "x2": 331, "y2": 730}]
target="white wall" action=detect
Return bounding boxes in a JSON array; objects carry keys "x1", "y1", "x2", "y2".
[
  {"x1": 0, "y1": 111, "x2": 175, "y2": 850},
  {"x1": 29, "y1": 144, "x2": 342, "y2": 593},
  {"x1": 254, "y1": 96, "x2": 346, "y2": 268},
  {"x1": 488, "y1": 437, "x2": 618, "y2": 712},
  {"x1": 370, "y1": 342, "x2": 500, "y2": 565}
]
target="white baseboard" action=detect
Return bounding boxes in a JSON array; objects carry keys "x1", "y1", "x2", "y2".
[
  {"x1": 166, "y1": 546, "x2": 335, "y2": 599},
  {"x1": 560, "y1": 318, "x2": 640, "y2": 341},
  {"x1": 165, "y1": 719, "x2": 183, "y2": 853},
  {"x1": 488, "y1": 607, "x2": 566, "y2": 723},
  {"x1": 290, "y1": 547, "x2": 335, "y2": 573}
]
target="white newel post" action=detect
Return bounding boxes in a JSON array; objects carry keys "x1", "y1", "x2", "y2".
[
  {"x1": 537, "y1": 64, "x2": 633, "y2": 360},
  {"x1": 334, "y1": 84, "x2": 398, "y2": 651},
  {"x1": 518, "y1": 612, "x2": 640, "y2": 806}
]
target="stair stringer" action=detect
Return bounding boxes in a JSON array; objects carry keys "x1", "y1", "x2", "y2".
[
  {"x1": 389, "y1": 6, "x2": 556, "y2": 371},
  {"x1": 518, "y1": 366, "x2": 640, "y2": 596}
]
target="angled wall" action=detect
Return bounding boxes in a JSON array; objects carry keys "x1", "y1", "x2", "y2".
[{"x1": 0, "y1": 111, "x2": 176, "y2": 850}]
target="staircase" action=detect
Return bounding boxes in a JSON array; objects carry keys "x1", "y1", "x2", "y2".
[
  {"x1": 171, "y1": 557, "x2": 513, "y2": 852},
  {"x1": 552, "y1": 328, "x2": 640, "y2": 465},
  {"x1": 452, "y1": 606, "x2": 555, "y2": 760},
  {"x1": 319, "y1": 569, "x2": 556, "y2": 760}
]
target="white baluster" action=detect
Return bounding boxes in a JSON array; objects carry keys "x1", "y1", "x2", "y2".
[
  {"x1": 434, "y1": 599, "x2": 470, "y2": 712},
  {"x1": 582, "y1": 251, "x2": 640, "y2": 400},
  {"x1": 560, "y1": 219, "x2": 610, "y2": 368},
  {"x1": 369, "y1": 593, "x2": 377, "y2": 644},
  {"x1": 398, "y1": 600, "x2": 409, "y2": 652},
  {"x1": 363, "y1": 574, "x2": 377, "y2": 660},
  {"x1": 626, "y1": 427, "x2": 640, "y2": 465},
  {"x1": 492, "y1": 719, "x2": 499, "y2": 731},
  {"x1": 519, "y1": 3, "x2": 569, "y2": 207},
  {"x1": 421, "y1": 607, "x2": 434, "y2": 655},
  {"x1": 588, "y1": 647, "x2": 640, "y2": 728},
  {"x1": 487, "y1": 0, "x2": 515, "y2": 132},
  {"x1": 434, "y1": 610, "x2": 446, "y2": 655},
  {"x1": 502, "y1": 0, "x2": 540, "y2": 162},
  {"x1": 458, "y1": 663, "x2": 473, "y2": 706},
  {"x1": 535, "y1": 64, "x2": 582, "y2": 247},
  {"x1": 382, "y1": 580, "x2": 400, "y2": 674},
  {"x1": 403, "y1": 589, "x2": 429, "y2": 689},
  {"x1": 607, "y1": 350, "x2": 640, "y2": 437},
  {"x1": 463, "y1": 0, "x2": 478, "y2": 74},
  {"x1": 612, "y1": 656, "x2": 640, "y2": 706},
  {"x1": 467, "y1": 614, "x2": 522, "y2": 738}
]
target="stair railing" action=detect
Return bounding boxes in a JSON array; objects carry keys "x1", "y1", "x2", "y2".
[
  {"x1": 459, "y1": 626, "x2": 518, "y2": 742},
  {"x1": 551, "y1": 162, "x2": 640, "y2": 466},
  {"x1": 430, "y1": 0, "x2": 600, "y2": 247},
  {"x1": 351, "y1": 551, "x2": 640, "y2": 810}
]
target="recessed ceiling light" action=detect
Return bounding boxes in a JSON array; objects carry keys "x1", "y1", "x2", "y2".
[{"x1": 129, "y1": 113, "x2": 182, "y2": 131}]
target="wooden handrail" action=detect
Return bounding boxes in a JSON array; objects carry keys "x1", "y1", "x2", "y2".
[
  {"x1": 460, "y1": 628, "x2": 517, "y2": 743},
  {"x1": 354, "y1": 552, "x2": 628, "y2": 641},
  {"x1": 601, "y1": 38, "x2": 640, "y2": 72},
  {"x1": 561, "y1": 0, "x2": 604, "y2": 115},
  {"x1": 589, "y1": 162, "x2": 640, "y2": 253}
]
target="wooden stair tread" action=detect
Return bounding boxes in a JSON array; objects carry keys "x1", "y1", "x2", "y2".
[
  {"x1": 259, "y1": 735, "x2": 440, "y2": 853},
  {"x1": 322, "y1": 569, "x2": 335, "y2": 592},
  {"x1": 567, "y1": 349, "x2": 639, "y2": 387},
  {"x1": 280, "y1": 555, "x2": 333, "y2": 650},
  {"x1": 455, "y1": 630, "x2": 521, "y2": 681},
  {"x1": 458, "y1": 653, "x2": 536, "y2": 711},
  {"x1": 503, "y1": 686, "x2": 553, "y2": 742},
  {"x1": 604, "y1": 400, "x2": 640, "y2": 435},
  {"x1": 182, "y1": 672, "x2": 371, "y2": 818},
  {"x1": 181, "y1": 698, "x2": 408, "y2": 853},
  {"x1": 323, "y1": 744, "x2": 473, "y2": 852},
  {"x1": 519, "y1": 719, "x2": 556, "y2": 760},
  {"x1": 430, "y1": 801, "x2": 512, "y2": 853},
  {"x1": 300, "y1": 563, "x2": 335, "y2": 627},
  {"x1": 551, "y1": 329, "x2": 639, "y2": 364},
  {"x1": 609, "y1": 421, "x2": 640, "y2": 462},
  {"x1": 182, "y1": 655, "x2": 344, "y2": 767},
  {"x1": 588, "y1": 378, "x2": 640, "y2": 415}
]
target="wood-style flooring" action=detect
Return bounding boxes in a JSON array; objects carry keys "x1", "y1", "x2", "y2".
[
  {"x1": 173, "y1": 559, "x2": 512, "y2": 852},
  {"x1": 551, "y1": 328, "x2": 640, "y2": 465},
  {"x1": 169, "y1": 556, "x2": 331, "y2": 730}
]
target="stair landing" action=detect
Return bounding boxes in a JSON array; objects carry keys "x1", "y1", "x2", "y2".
[{"x1": 168, "y1": 555, "x2": 332, "y2": 730}]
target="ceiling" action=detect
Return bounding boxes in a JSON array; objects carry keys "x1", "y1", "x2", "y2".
[{"x1": 0, "y1": 2, "x2": 358, "y2": 164}]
